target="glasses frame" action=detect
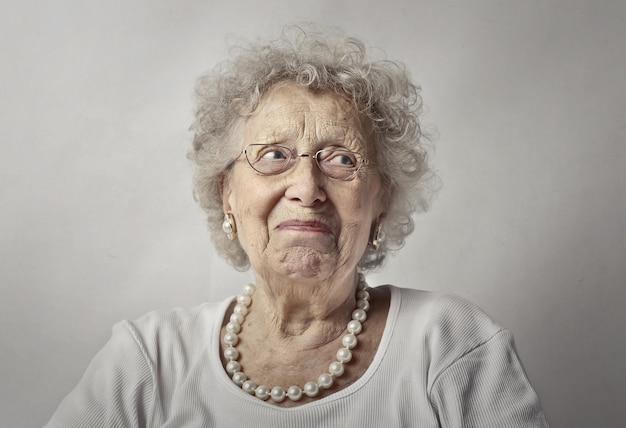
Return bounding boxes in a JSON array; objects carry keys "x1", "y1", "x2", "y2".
[{"x1": 240, "y1": 143, "x2": 370, "y2": 181}]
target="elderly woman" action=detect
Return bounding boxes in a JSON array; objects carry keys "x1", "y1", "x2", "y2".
[{"x1": 46, "y1": 27, "x2": 548, "y2": 427}]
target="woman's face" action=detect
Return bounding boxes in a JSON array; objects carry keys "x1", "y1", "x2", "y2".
[{"x1": 222, "y1": 82, "x2": 384, "y2": 281}]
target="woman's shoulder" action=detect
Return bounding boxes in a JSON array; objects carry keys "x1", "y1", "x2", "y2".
[
  {"x1": 117, "y1": 297, "x2": 233, "y2": 356},
  {"x1": 387, "y1": 285, "x2": 501, "y2": 332},
  {"x1": 384, "y1": 285, "x2": 507, "y2": 362}
]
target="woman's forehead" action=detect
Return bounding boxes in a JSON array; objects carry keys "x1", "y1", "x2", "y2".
[{"x1": 245, "y1": 82, "x2": 372, "y2": 141}]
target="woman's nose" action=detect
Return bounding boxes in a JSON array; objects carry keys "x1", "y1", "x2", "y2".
[{"x1": 283, "y1": 154, "x2": 327, "y2": 206}]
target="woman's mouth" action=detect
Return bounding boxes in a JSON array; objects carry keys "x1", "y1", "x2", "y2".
[{"x1": 276, "y1": 220, "x2": 334, "y2": 234}]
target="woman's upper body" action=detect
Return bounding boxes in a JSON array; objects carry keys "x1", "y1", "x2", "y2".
[
  {"x1": 46, "y1": 25, "x2": 548, "y2": 426},
  {"x1": 45, "y1": 285, "x2": 548, "y2": 427}
]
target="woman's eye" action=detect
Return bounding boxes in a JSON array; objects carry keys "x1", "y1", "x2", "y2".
[
  {"x1": 326, "y1": 152, "x2": 357, "y2": 167},
  {"x1": 260, "y1": 149, "x2": 288, "y2": 160}
]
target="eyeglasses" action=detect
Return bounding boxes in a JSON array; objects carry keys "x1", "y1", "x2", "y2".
[{"x1": 240, "y1": 144, "x2": 370, "y2": 181}]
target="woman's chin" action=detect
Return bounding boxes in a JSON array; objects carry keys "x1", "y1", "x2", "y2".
[{"x1": 271, "y1": 246, "x2": 339, "y2": 279}]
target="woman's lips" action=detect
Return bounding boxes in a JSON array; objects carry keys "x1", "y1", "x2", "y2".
[{"x1": 276, "y1": 220, "x2": 334, "y2": 234}]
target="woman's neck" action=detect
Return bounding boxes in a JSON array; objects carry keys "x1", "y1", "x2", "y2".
[{"x1": 246, "y1": 271, "x2": 358, "y2": 346}]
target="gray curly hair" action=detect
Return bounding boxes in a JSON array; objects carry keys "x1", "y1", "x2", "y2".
[{"x1": 189, "y1": 25, "x2": 436, "y2": 272}]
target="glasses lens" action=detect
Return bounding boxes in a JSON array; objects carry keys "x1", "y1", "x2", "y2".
[
  {"x1": 245, "y1": 144, "x2": 293, "y2": 175},
  {"x1": 316, "y1": 149, "x2": 362, "y2": 180}
]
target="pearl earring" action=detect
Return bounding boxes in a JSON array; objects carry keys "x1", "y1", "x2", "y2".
[{"x1": 222, "y1": 213, "x2": 237, "y2": 240}]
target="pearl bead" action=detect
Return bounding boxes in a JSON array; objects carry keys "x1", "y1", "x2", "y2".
[
  {"x1": 329, "y1": 361, "x2": 344, "y2": 377},
  {"x1": 318, "y1": 373, "x2": 333, "y2": 389},
  {"x1": 237, "y1": 294, "x2": 252, "y2": 306},
  {"x1": 234, "y1": 304, "x2": 248, "y2": 316},
  {"x1": 223, "y1": 332, "x2": 238, "y2": 346},
  {"x1": 352, "y1": 308, "x2": 367, "y2": 322},
  {"x1": 356, "y1": 299, "x2": 370, "y2": 311},
  {"x1": 287, "y1": 385, "x2": 303, "y2": 401},
  {"x1": 226, "y1": 321, "x2": 241, "y2": 334},
  {"x1": 242, "y1": 380, "x2": 257, "y2": 394},
  {"x1": 255, "y1": 385, "x2": 270, "y2": 400},
  {"x1": 342, "y1": 333, "x2": 358, "y2": 349},
  {"x1": 347, "y1": 320, "x2": 362, "y2": 334},
  {"x1": 226, "y1": 361, "x2": 240, "y2": 374},
  {"x1": 336, "y1": 348, "x2": 352, "y2": 363},
  {"x1": 303, "y1": 381, "x2": 319, "y2": 397},
  {"x1": 356, "y1": 290, "x2": 370, "y2": 300},
  {"x1": 243, "y1": 283, "x2": 256, "y2": 295},
  {"x1": 224, "y1": 347, "x2": 239, "y2": 360},
  {"x1": 232, "y1": 371, "x2": 247, "y2": 385},
  {"x1": 230, "y1": 312, "x2": 244, "y2": 324},
  {"x1": 270, "y1": 386, "x2": 286, "y2": 402}
]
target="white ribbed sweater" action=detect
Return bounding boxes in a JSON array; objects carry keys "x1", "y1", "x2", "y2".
[{"x1": 45, "y1": 286, "x2": 548, "y2": 427}]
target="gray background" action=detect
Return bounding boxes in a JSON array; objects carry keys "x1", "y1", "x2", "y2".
[{"x1": 2, "y1": 1, "x2": 625, "y2": 427}]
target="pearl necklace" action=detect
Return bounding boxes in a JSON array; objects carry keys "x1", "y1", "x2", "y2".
[{"x1": 222, "y1": 277, "x2": 372, "y2": 403}]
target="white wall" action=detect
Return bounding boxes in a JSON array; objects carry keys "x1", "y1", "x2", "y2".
[{"x1": 1, "y1": 1, "x2": 625, "y2": 426}]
